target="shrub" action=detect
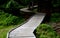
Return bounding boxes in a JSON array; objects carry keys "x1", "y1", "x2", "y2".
[{"x1": 36, "y1": 24, "x2": 60, "y2": 38}]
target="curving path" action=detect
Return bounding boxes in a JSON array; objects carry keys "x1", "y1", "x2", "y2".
[
  {"x1": 20, "y1": 5, "x2": 37, "y2": 12},
  {"x1": 7, "y1": 6, "x2": 46, "y2": 38}
]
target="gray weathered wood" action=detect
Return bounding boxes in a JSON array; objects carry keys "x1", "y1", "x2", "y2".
[
  {"x1": 8, "y1": 13, "x2": 46, "y2": 38},
  {"x1": 20, "y1": 5, "x2": 37, "y2": 12}
]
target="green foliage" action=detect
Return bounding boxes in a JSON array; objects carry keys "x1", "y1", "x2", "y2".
[
  {"x1": 0, "y1": 11, "x2": 25, "y2": 26},
  {"x1": 0, "y1": 0, "x2": 60, "y2": 8},
  {"x1": 36, "y1": 24, "x2": 60, "y2": 38},
  {"x1": 5, "y1": 0, "x2": 20, "y2": 8},
  {"x1": 0, "y1": 11, "x2": 25, "y2": 38},
  {"x1": 52, "y1": 0, "x2": 60, "y2": 7},
  {"x1": 0, "y1": 0, "x2": 25, "y2": 8},
  {"x1": 0, "y1": 25, "x2": 17, "y2": 38},
  {"x1": 0, "y1": 10, "x2": 25, "y2": 38},
  {"x1": 50, "y1": 13, "x2": 60, "y2": 22}
]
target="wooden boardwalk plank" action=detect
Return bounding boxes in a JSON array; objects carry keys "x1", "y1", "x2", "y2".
[
  {"x1": 8, "y1": 13, "x2": 46, "y2": 38},
  {"x1": 20, "y1": 5, "x2": 38, "y2": 12}
]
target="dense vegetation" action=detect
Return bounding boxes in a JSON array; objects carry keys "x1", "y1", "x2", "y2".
[
  {"x1": 0, "y1": 11, "x2": 25, "y2": 38},
  {"x1": 0, "y1": 0, "x2": 30, "y2": 38},
  {"x1": 0, "y1": 11, "x2": 25, "y2": 26},
  {"x1": 35, "y1": 13, "x2": 60, "y2": 38},
  {"x1": 0, "y1": 0, "x2": 60, "y2": 38},
  {"x1": 0, "y1": 0, "x2": 60, "y2": 8},
  {"x1": 50, "y1": 13, "x2": 60, "y2": 22},
  {"x1": 36, "y1": 24, "x2": 60, "y2": 38}
]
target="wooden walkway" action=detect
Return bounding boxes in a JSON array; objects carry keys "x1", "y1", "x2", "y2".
[
  {"x1": 7, "y1": 5, "x2": 46, "y2": 38},
  {"x1": 7, "y1": 13, "x2": 45, "y2": 38},
  {"x1": 20, "y1": 5, "x2": 37, "y2": 12}
]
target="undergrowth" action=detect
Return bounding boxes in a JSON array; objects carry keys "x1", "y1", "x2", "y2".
[
  {"x1": 36, "y1": 24, "x2": 60, "y2": 38},
  {"x1": 0, "y1": 11, "x2": 25, "y2": 26},
  {"x1": 0, "y1": 11, "x2": 25, "y2": 38}
]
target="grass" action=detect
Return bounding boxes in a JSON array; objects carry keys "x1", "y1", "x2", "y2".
[
  {"x1": 36, "y1": 24, "x2": 60, "y2": 38},
  {"x1": 0, "y1": 25, "x2": 17, "y2": 38},
  {"x1": 0, "y1": 11, "x2": 25, "y2": 38}
]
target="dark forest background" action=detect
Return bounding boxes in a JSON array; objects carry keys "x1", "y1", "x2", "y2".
[{"x1": 0, "y1": 0, "x2": 60, "y2": 13}]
